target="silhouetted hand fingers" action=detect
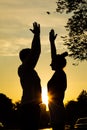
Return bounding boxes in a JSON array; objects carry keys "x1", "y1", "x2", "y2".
[
  {"x1": 30, "y1": 22, "x2": 40, "y2": 35},
  {"x1": 30, "y1": 28, "x2": 34, "y2": 33},
  {"x1": 54, "y1": 34, "x2": 57, "y2": 39},
  {"x1": 49, "y1": 29, "x2": 57, "y2": 41}
]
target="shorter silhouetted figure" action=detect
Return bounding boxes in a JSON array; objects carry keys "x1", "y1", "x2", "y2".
[
  {"x1": 18, "y1": 22, "x2": 42, "y2": 130},
  {"x1": 47, "y1": 29, "x2": 68, "y2": 130}
]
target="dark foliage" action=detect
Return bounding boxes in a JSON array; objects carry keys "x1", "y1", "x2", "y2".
[
  {"x1": 65, "y1": 90, "x2": 87, "y2": 128},
  {"x1": 56, "y1": 0, "x2": 87, "y2": 61},
  {"x1": 0, "y1": 90, "x2": 87, "y2": 129},
  {"x1": 0, "y1": 94, "x2": 20, "y2": 129},
  {"x1": 0, "y1": 94, "x2": 50, "y2": 129},
  {"x1": 0, "y1": 93, "x2": 14, "y2": 128}
]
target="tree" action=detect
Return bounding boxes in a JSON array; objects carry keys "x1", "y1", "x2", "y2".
[
  {"x1": 77, "y1": 90, "x2": 87, "y2": 103},
  {"x1": 56, "y1": 0, "x2": 87, "y2": 61},
  {"x1": 0, "y1": 93, "x2": 14, "y2": 128},
  {"x1": 77, "y1": 90, "x2": 87, "y2": 117},
  {"x1": 65, "y1": 90, "x2": 87, "y2": 127},
  {"x1": 0, "y1": 94, "x2": 21, "y2": 129}
]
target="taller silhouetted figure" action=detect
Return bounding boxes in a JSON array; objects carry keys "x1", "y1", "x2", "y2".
[
  {"x1": 18, "y1": 22, "x2": 42, "y2": 130},
  {"x1": 47, "y1": 29, "x2": 68, "y2": 130}
]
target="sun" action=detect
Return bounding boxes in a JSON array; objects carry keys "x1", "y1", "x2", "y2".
[{"x1": 42, "y1": 87, "x2": 49, "y2": 110}]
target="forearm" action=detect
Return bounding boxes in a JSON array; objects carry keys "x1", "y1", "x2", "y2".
[
  {"x1": 50, "y1": 40, "x2": 56, "y2": 60},
  {"x1": 30, "y1": 34, "x2": 41, "y2": 68},
  {"x1": 23, "y1": 22, "x2": 41, "y2": 69},
  {"x1": 49, "y1": 29, "x2": 57, "y2": 60},
  {"x1": 31, "y1": 34, "x2": 41, "y2": 56},
  {"x1": 30, "y1": 22, "x2": 41, "y2": 58}
]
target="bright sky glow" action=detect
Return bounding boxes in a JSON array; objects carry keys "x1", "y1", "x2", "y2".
[{"x1": 0, "y1": 0, "x2": 87, "y2": 105}]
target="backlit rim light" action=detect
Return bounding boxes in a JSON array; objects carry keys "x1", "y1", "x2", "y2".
[{"x1": 42, "y1": 87, "x2": 48, "y2": 107}]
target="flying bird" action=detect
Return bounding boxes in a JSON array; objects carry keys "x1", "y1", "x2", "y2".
[{"x1": 46, "y1": 11, "x2": 51, "y2": 15}]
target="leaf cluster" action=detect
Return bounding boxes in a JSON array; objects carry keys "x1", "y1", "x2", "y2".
[{"x1": 56, "y1": 0, "x2": 87, "y2": 61}]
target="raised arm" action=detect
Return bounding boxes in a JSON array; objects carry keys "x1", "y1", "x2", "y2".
[
  {"x1": 29, "y1": 22, "x2": 41, "y2": 68},
  {"x1": 49, "y1": 29, "x2": 57, "y2": 60}
]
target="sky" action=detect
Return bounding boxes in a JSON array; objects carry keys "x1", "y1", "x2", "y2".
[{"x1": 0, "y1": 0, "x2": 87, "y2": 104}]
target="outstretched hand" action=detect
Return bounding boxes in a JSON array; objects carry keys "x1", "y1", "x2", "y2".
[
  {"x1": 30, "y1": 22, "x2": 40, "y2": 35},
  {"x1": 49, "y1": 29, "x2": 57, "y2": 42}
]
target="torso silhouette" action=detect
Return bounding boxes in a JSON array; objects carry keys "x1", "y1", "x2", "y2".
[
  {"x1": 18, "y1": 65, "x2": 41, "y2": 105},
  {"x1": 48, "y1": 69, "x2": 67, "y2": 103}
]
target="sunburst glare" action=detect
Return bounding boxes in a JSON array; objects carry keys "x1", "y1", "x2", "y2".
[{"x1": 42, "y1": 87, "x2": 49, "y2": 111}]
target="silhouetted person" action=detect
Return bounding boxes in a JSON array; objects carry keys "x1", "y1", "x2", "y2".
[
  {"x1": 18, "y1": 22, "x2": 42, "y2": 130},
  {"x1": 47, "y1": 29, "x2": 68, "y2": 130}
]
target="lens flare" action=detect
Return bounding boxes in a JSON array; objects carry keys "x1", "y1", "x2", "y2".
[{"x1": 42, "y1": 87, "x2": 49, "y2": 110}]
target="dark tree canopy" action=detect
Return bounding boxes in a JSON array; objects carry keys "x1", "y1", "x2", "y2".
[
  {"x1": 77, "y1": 90, "x2": 87, "y2": 103},
  {"x1": 65, "y1": 90, "x2": 87, "y2": 127},
  {"x1": 0, "y1": 93, "x2": 14, "y2": 127},
  {"x1": 56, "y1": 0, "x2": 87, "y2": 61}
]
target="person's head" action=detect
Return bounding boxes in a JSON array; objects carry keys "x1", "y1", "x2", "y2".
[
  {"x1": 19, "y1": 48, "x2": 31, "y2": 62},
  {"x1": 50, "y1": 52, "x2": 68, "y2": 70}
]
